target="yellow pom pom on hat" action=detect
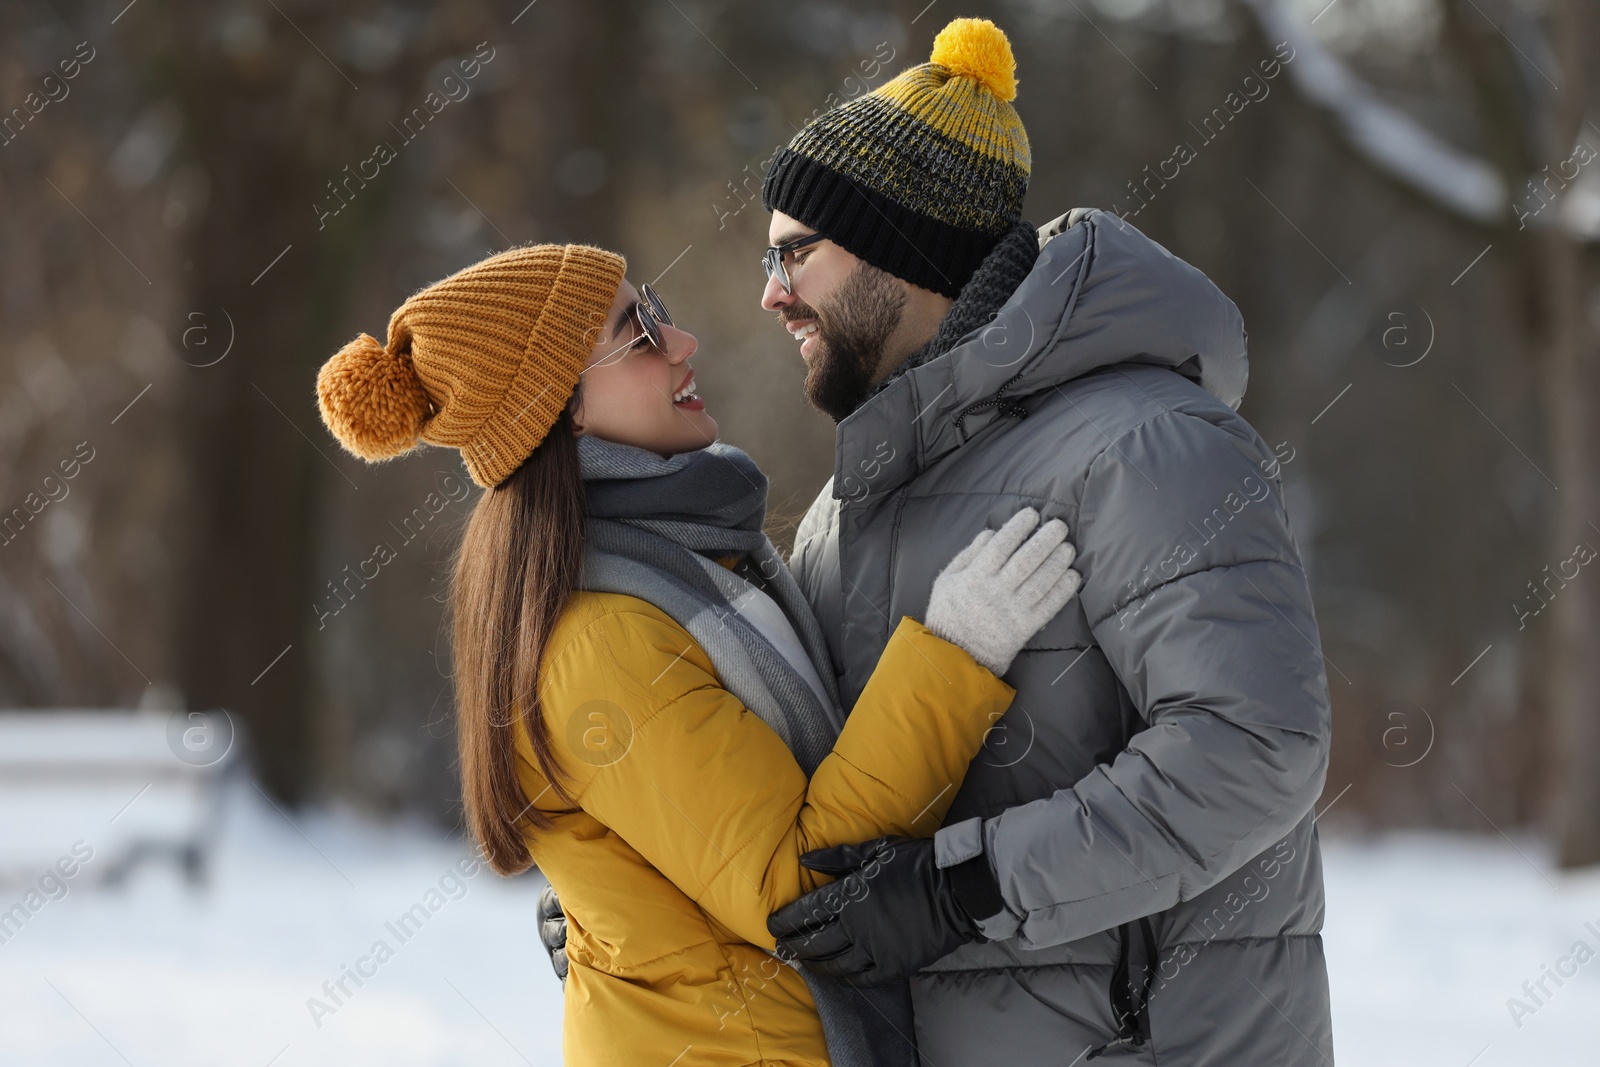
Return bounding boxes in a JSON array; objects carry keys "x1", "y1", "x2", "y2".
[
  {"x1": 316, "y1": 243, "x2": 626, "y2": 490},
  {"x1": 929, "y1": 15, "x2": 1019, "y2": 101},
  {"x1": 761, "y1": 16, "x2": 1030, "y2": 298}
]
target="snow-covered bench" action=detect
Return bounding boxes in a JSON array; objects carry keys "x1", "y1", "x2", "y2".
[{"x1": 0, "y1": 709, "x2": 240, "y2": 886}]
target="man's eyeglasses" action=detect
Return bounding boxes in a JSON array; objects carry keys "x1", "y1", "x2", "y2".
[
  {"x1": 761, "y1": 232, "x2": 826, "y2": 294},
  {"x1": 633, "y1": 282, "x2": 673, "y2": 350}
]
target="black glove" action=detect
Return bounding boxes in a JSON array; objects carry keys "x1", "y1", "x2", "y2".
[
  {"x1": 537, "y1": 881, "x2": 569, "y2": 985},
  {"x1": 766, "y1": 835, "x2": 1005, "y2": 986}
]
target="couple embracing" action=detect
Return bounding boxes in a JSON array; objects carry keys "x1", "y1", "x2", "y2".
[{"x1": 316, "y1": 17, "x2": 1334, "y2": 1066}]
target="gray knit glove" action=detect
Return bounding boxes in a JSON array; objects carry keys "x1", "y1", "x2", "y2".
[{"x1": 924, "y1": 508, "x2": 1081, "y2": 676}]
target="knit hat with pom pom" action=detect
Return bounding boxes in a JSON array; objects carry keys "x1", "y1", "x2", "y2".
[
  {"x1": 316, "y1": 243, "x2": 626, "y2": 489},
  {"x1": 761, "y1": 17, "x2": 1030, "y2": 298}
]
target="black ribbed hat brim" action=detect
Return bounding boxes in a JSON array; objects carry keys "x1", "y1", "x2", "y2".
[{"x1": 762, "y1": 148, "x2": 1007, "y2": 299}]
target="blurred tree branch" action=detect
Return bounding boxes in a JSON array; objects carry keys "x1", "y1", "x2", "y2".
[{"x1": 1243, "y1": 0, "x2": 1600, "y2": 866}]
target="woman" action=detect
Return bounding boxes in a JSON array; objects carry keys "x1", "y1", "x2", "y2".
[{"x1": 315, "y1": 243, "x2": 1080, "y2": 1067}]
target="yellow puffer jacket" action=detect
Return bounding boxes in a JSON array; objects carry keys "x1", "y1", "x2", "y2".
[{"x1": 517, "y1": 590, "x2": 1014, "y2": 1067}]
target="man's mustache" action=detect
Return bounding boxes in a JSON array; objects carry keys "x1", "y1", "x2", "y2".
[{"x1": 778, "y1": 302, "x2": 823, "y2": 327}]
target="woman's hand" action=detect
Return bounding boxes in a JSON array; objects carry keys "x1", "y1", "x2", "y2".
[{"x1": 924, "y1": 508, "x2": 1080, "y2": 676}]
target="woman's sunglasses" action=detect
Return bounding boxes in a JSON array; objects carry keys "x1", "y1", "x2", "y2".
[
  {"x1": 761, "y1": 232, "x2": 826, "y2": 294},
  {"x1": 633, "y1": 282, "x2": 673, "y2": 350}
]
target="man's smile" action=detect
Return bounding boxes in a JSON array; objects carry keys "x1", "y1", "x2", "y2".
[{"x1": 786, "y1": 317, "x2": 820, "y2": 358}]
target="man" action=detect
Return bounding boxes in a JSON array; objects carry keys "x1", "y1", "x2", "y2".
[{"x1": 759, "y1": 16, "x2": 1334, "y2": 1066}]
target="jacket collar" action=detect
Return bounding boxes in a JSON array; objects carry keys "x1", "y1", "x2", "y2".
[{"x1": 833, "y1": 209, "x2": 1249, "y2": 504}]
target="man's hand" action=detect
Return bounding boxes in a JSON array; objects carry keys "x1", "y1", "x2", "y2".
[
  {"x1": 766, "y1": 836, "x2": 1005, "y2": 985},
  {"x1": 537, "y1": 882, "x2": 568, "y2": 985}
]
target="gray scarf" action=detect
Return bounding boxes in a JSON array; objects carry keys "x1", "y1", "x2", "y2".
[
  {"x1": 579, "y1": 436, "x2": 842, "y2": 766},
  {"x1": 577, "y1": 435, "x2": 911, "y2": 1067},
  {"x1": 873, "y1": 218, "x2": 1042, "y2": 398}
]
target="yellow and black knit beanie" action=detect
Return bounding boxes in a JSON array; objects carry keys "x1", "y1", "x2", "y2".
[
  {"x1": 315, "y1": 243, "x2": 626, "y2": 490},
  {"x1": 761, "y1": 17, "x2": 1030, "y2": 299}
]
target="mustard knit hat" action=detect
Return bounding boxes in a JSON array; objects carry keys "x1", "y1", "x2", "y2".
[
  {"x1": 316, "y1": 243, "x2": 626, "y2": 489},
  {"x1": 761, "y1": 17, "x2": 1030, "y2": 298}
]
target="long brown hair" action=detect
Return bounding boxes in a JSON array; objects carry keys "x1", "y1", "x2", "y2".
[{"x1": 450, "y1": 400, "x2": 585, "y2": 875}]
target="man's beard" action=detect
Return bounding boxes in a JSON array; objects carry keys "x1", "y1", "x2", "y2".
[{"x1": 786, "y1": 261, "x2": 907, "y2": 422}]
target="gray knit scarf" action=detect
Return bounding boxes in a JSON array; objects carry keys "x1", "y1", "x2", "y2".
[
  {"x1": 577, "y1": 435, "x2": 906, "y2": 1067},
  {"x1": 874, "y1": 218, "x2": 1041, "y2": 397}
]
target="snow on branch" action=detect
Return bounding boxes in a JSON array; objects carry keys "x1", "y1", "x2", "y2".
[{"x1": 1242, "y1": 0, "x2": 1507, "y2": 225}]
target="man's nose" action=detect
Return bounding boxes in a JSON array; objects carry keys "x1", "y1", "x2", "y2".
[{"x1": 760, "y1": 273, "x2": 793, "y2": 312}]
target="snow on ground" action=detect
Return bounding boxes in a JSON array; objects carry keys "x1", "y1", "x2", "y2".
[
  {"x1": 1323, "y1": 831, "x2": 1600, "y2": 1066},
  {"x1": 3, "y1": 780, "x2": 1598, "y2": 1065},
  {"x1": 0, "y1": 780, "x2": 565, "y2": 1067}
]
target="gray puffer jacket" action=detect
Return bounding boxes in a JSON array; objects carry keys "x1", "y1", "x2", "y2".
[{"x1": 789, "y1": 209, "x2": 1335, "y2": 1065}]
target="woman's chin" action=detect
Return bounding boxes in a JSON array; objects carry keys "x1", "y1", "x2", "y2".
[
  {"x1": 645, "y1": 410, "x2": 718, "y2": 455},
  {"x1": 684, "y1": 410, "x2": 719, "y2": 444}
]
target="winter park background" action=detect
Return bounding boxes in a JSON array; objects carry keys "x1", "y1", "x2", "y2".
[{"x1": 4, "y1": 0, "x2": 1600, "y2": 1063}]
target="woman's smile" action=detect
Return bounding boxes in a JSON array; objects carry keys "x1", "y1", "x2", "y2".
[
  {"x1": 671, "y1": 370, "x2": 704, "y2": 411},
  {"x1": 572, "y1": 277, "x2": 719, "y2": 455}
]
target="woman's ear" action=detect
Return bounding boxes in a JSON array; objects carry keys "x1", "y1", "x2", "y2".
[{"x1": 567, "y1": 379, "x2": 587, "y2": 436}]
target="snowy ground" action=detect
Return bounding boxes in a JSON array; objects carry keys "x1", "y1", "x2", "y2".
[
  {"x1": 1322, "y1": 831, "x2": 1600, "y2": 1066},
  {"x1": 3, "y1": 780, "x2": 1597, "y2": 1066}
]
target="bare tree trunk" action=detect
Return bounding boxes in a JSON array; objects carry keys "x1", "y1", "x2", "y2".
[
  {"x1": 1511, "y1": 0, "x2": 1600, "y2": 866},
  {"x1": 1537, "y1": 228, "x2": 1600, "y2": 865},
  {"x1": 156, "y1": 3, "x2": 388, "y2": 803}
]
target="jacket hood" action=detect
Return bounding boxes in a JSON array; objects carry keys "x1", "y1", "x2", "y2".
[{"x1": 834, "y1": 209, "x2": 1248, "y2": 500}]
